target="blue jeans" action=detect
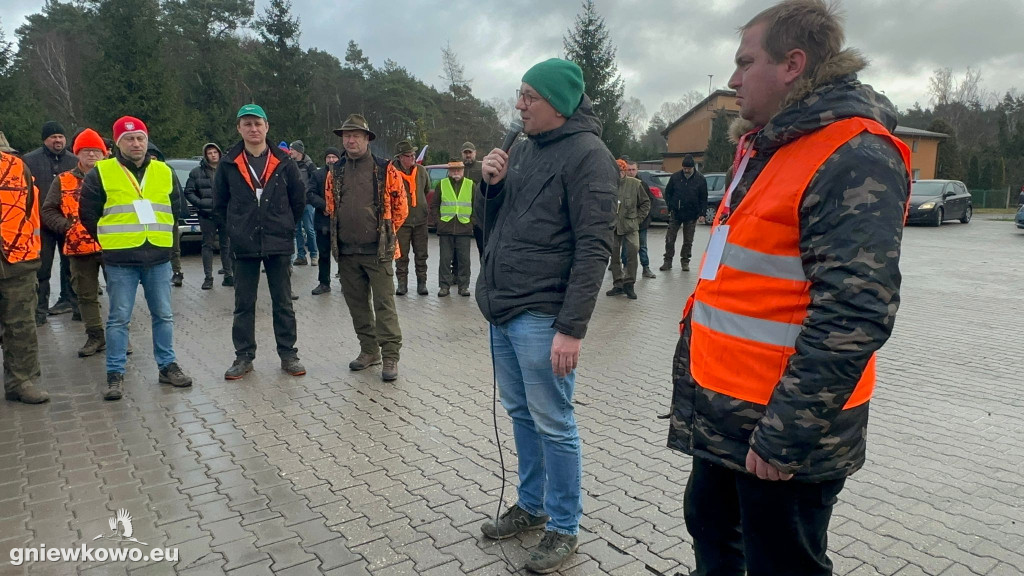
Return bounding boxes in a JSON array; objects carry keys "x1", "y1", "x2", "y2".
[
  {"x1": 105, "y1": 262, "x2": 176, "y2": 374},
  {"x1": 295, "y1": 205, "x2": 317, "y2": 259},
  {"x1": 491, "y1": 311, "x2": 582, "y2": 535},
  {"x1": 622, "y1": 227, "x2": 649, "y2": 268}
]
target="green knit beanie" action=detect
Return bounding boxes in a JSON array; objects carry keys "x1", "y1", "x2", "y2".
[{"x1": 521, "y1": 58, "x2": 585, "y2": 118}]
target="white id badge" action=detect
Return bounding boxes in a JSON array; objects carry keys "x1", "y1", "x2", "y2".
[
  {"x1": 133, "y1": 200, "x2": 157, "y2": 225},
  {"x1": 699, "y1": 225, "x2": 729, "y2": 281},
  {"x1": 255, "y1": 188, "x2": 264, "y2": 201}
]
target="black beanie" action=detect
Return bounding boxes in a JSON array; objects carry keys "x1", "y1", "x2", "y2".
[
  {"x1": 324, "y1": 146, "x2": 342, "y2": 161},
  {"x1": 41, "y1": 121, "x2": 66, "y2": 141}
]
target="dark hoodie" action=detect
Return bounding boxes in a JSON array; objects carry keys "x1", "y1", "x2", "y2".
[
  {"x1": 667, "y1": 52, "x2": 911, "y2": 481},
  {"x1": 474, "y1": 95, "x2": 618, "y2": 339}
]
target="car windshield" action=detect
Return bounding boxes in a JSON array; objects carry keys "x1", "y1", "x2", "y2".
[
  {"x1": 911, "y1": 181, "x2": 945, "y2": 197},
  {"x1": 706, "y1": 174, "x2": 725, "y2": 192},
  {"x1": 650, "y1": 174, "x2": 670, "y2": 187}
]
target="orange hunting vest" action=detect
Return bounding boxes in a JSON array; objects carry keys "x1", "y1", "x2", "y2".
[
  {"x1": 686, "y1": 117, "x2": 911, "y2": 409},
  {"x1": 58, "y1": 171, "x2": 102, "y2": 256},
  {"x1": 0, "y1": 153, "x2": 42, "y2": 263}
]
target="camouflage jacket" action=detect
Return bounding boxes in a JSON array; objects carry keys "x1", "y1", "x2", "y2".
[{"x1": 667, "y1": 51, "x2": 910, "y2": 482}]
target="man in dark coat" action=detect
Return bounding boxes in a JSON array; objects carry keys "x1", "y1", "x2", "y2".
[
  {"x1": 660, "y1": 154, "x2": 707, "y2": 271},
  {"x1": 214, "y1": 104, "x2": 307, "y2": 381},
  {"x1": 22, "y1": 120, "x2": 78, "y2": 324},
  {"x1": 185, "y1": 143, "x2": 232, "y2": 289},
  {"x1": 288, "y1": 140, "x2": 318, "y2": 266},
  {"x1": 306, "y1": 147, "x2": 341, "y2": 295},
  {"x1": 475, "y1": 58, "x2": 617, "y2": 573}
]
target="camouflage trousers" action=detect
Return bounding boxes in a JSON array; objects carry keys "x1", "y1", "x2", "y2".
[{"x1": 0, "y1": 272, "x2": 42, "y2": 394}]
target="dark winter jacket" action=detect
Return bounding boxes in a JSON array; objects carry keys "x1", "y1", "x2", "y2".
[
  {"x1": 212, "y1": 141, "x2": 305, "y2": 259},
  {"x1": 431, "y1": 177, "x2": 476, "y2": 236},
  {"x1": 667, "y1": 51, "x2": 911, "y2": 481},
  {"x1": 475, "y1": 95, "x2": 618, "y2": 339},
  {"x1": 184, "y1": 158, "x2": 219, "y2": 219},
  {"x1": 295, "y1": 154, "x2": 316, "y2": 194},
  {"x1": 79, "y1": 151, "x2": 185, "y2": 268},
  {"x1": 639, "y1": 180, "x2": 655, "y2": 230},
  {"x1": 307, "y1": 166, "x2": 331, "y2": 233},
  {"x1": 664, "y1": 169, "x2": 708, "y2": 222},
  {"x1": 22, "y1": 145, "x2": 78, "y2": 208}
]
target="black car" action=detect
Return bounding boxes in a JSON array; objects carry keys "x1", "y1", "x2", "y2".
[
  {"x1": 702, "y1": 172, "x2": 727, "y2": 224},
  {"x1": 635, "y1": 170, "x2": 670, "y2": 223},
  {"x1": 165, "y1": 158, "x2": 203, "y2": 242},
  {"x1": 906, "y1": 179, "x2": 972, "y2": 226},
  {"x1": 1015, "y1": 204, "x2": 1024, "y2": 229}
]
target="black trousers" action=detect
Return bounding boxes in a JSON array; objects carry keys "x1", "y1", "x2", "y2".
[
  {"x1": 438, "y1": 235, "x2": 471, "y2": 289},
  {"x1": 37, "y1": 228, "x2": 76, "y2": 314},
  {"x1": 199, "y1": 216, "x2": 233, "y2": 278},
  {"x1": 684, "y1": 456, "x2": 846, "y2": 576},
  {"x1": 315, "y1": 229, "x2": 332, "y2": 286},
  {"x1": 231, "y1": 255, "x2": 297, "y2": 360},
  {"x1": 473, "y1": 226, "x2": 485, "y2": 259},
  {"x1": 664, "y1": 216, "x2": 698, "y2": 264}
]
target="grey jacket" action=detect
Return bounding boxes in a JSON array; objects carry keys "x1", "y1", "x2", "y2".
[{"x1": 475, "y1": 95, "x2": 617, "y2": 339}]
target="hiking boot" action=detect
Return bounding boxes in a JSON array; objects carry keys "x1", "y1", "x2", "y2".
[
  {"x1": 171, "y1": 272, "x2": 184, "y2": 287},
  {"x1": 349, "y1": 352, "x2": 382, "y2": 371},
  {"x1": 103, "y1": 372, "x2": 123, "y2": 401},
  {"x1": 417, "y1": 279, "x2": 428, "y2": 295},
  {"x1": 525, "y1": 531, "x2": 579, "y2": 574},
  {"x1": 222, "y1": 275, "x2": 234, "y2": 287},
  {"x1": 78, "y1": 329, "x2": 106, "y2": 358},
  {"x1": 158, "y1": 362, "x2": 193, "y2": 388},
  {"x1": 281, "y1": 356, "x2": 306, "y2": 376},
  {"x1": 642, "y1": 267, "x2": 657, "y2": 279},
  {"x1": 659, "y1": 261, "x2": 672, "y2": 271},
  {"x1": 606, "y1": 286, "x2": 624, "y2": 296},
  {"x1": 310, "y1": 256, "x2": 319, "y2": 266},
  {"x1": 623, "y1": 283, "x2": 637, "y2": 300},
  {"x1": 5, "y1": 383, "x2": 49, "y2": 404},
  {"x1": 396, "y1": 277, "x2": 408, "y2": 296},
  {"x1": 201, "y1": 277, "x2": 214, "y2": 290},
  {"x1": 438, "y1": 286, "x2": 450, "y2": 297},
  {"x1": 458, "y1": 287, "x2": 471, "y2": 297},
  {"x1": 48, "y1": 300, "x2": 73, "y2": 315},
  {"x1": 381, "y1": 358, "x2": 398, "y2": 381},
  {"x1": 224, "y1": 358, "x2": 253, "y2": 380},
  {"x1": 293, "y1": 256, "x2": 307, "y2": 266},
  {"x1": 681, "y1": 260, "x2": 690, "y2": 271},
  {"x1": 480, "y1": 504, "x2": 549, "y2": 540},
  {"x1": 311, "y1": 283, "x2": 331, "y2": 295}
]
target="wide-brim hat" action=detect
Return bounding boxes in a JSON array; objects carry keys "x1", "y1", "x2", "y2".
[
  {"x1": 446, "y1": 160, "x2": 465, "y2": 169},
  {"x1": 395, "y1": 140, "x2": 416, "y2": 155},
  {"x1": 333, "y1": 114, "x2": 376, "y2": 140}
]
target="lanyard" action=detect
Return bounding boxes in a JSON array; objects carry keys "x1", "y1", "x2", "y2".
[
  {"x1": 118, "y1": 163, "x2": 148, "y2": 199},
  {"x1": 243, "y1": 155, "x2": 271, "y2": 190},
  {"x1": 717, "y1": 140, "x2": 755, "y2": 222}
]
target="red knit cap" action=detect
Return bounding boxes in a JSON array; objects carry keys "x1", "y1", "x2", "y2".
[
  {"x1": 112, "y1": 116, "x2": 148, "y2": 144},
  {"x1": 73, "y1": 128, "x2": 108, "y2": 156}
]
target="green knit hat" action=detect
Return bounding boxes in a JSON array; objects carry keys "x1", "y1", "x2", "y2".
[{"x1": 521, "y1": 58, "x2": 585, "y2": 118}]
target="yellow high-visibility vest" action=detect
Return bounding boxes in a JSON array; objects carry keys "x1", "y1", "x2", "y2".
[
  {"x1": 439, "y1": 178, "x2": 472, "y2": 224},
  {"x1": 95, "y1": 158, "x2": 175, "y2": 250}
]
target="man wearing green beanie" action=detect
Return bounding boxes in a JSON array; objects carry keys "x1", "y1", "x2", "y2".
[{"x1": 475, "y1": 57, "x2": 617, "y2": 573}]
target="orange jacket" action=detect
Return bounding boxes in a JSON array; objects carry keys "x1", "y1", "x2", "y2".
[
  {"x1": 686, "y1": 117, "x2": 911, "y2": 410},
  {"x1": 0, "y1": 152, "x2": 42, "y2": 264}
]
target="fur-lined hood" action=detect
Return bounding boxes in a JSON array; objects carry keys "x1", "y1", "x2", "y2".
[{"x1": 728, "y1": 49, "x2": 897, "y2": 152}]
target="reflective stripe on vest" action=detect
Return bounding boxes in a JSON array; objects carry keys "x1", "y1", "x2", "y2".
[
  {"x1": 59, "y1": 171, "x2": 102, "y2": 256},
  {"x1": 0, "y1": 153, "x2": 42, "y2": 263},
  {"x1": 94, "y1": 158, "x2": 175, "y2": 250},
  {"x1": 687, "y1": 117, "x2": 911, "y2": 409},
  {"x1": 439, "y1": 178, "x2": 473, "y2": 224}
]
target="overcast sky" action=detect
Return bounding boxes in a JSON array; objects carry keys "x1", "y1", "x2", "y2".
[{"x1": 3, "y1": 0, "x2": 1023, "y2": 124}]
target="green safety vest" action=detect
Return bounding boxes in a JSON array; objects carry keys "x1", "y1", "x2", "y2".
[
  {"x1": 95, "y1": 158, "x2": 175, "y2": 250},
  {"x1": 439, "y1": 178, "x2": 473, "y2": 224}
]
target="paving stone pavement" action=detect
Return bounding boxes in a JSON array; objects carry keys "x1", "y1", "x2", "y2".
[{"x1": 1, "y1": 220, "x2": 1022, "y2": 576}]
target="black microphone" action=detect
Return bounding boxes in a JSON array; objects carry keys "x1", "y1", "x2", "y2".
[{"x1": 501, "y1": 119, "x2": 524, "y2": 153}]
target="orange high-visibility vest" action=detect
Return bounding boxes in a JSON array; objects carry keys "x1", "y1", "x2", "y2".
[
  {"x1": 686, "y1": 117, "x2": 911, "y2": 409},
  {"x1": 0, "y1": 153, "x2": 42, "y2": 263},
  {"x1": 58, "y1": 171, "x2": 102, "y2": 256}
]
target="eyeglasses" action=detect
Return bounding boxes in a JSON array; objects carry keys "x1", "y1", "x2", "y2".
[{"x1": 516, "y1": 89, "x2": 540, "y2": 107}]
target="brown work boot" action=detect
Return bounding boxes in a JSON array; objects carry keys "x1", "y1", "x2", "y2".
[
  {"x1": 395, "y1": 276, "x2": 408, "y2": 296},
  {"x1": 78, "y1": 328, "x2": 106, "y2": 358},
  {"x1": 381, "y1": 358, "x2": 399, "y2": 382},
  {"x1": 349, "y1": 352, "x2": 382, "y2": 371},
  {"x1": 659, "y1": 261, "x2": 672, "y2": 271},
  {"x1": 417, "y1": 278, "x2": 428, "y2": 295},
  {"x1": 5, "y1": 383, "x2": 50, "y2": 404}
]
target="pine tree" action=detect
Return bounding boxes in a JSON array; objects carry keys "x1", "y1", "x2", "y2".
[
  {"x1": 928, "y1": 119, "x2": 963, "y2": 180},
  {"x1": 703, "y1": 111, "x2": 733, "y2": 172},
  {"x1": 250, "y1": 0, "x2": 310, "y2": 141},
  {"x1": 563, "y1": 0, "x2": 629, "y2": 155},
  {"x1": 966, "y1": 155, "x2": 981, "y2": 188}
]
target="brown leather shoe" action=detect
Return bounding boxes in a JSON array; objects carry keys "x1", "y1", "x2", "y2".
[
  {"x1": 382, "y1": 358, "x2": 399, "y2": 381},
  {"x1": 349, "y1": 352, "x2": 382, "y2": 371},
  {"x1": 5, "y1": 383, "x2": 49, "y2": 404}
]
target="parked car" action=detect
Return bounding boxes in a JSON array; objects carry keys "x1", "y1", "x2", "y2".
[
  {"x1": 165, "y1": 158, "x2": 204, "y2": 242},
  {"x1": 635, "y1": 170, "x2": 670, "y2": 223},
  {"x1": 1015, "y1": 204, "x2": 1024, "y2": 229},
  {"x1": 702, "y1": 172, "x2": 727, "y2": 224},
  {"x1": 906, "y1": 179, "x2": 972, "y2": 226},
  {"x1": 424, "y1": 164, "x2": 448, "y2": 231}
]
